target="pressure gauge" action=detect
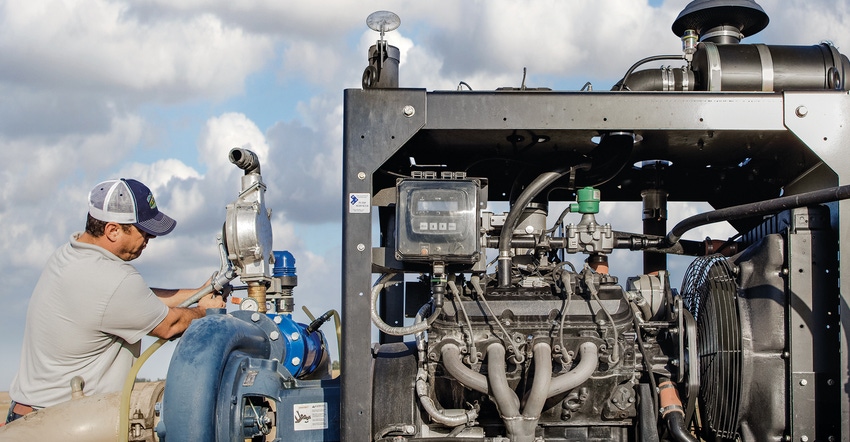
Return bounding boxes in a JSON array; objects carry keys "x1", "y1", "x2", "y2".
[{"x1": 239, "y1": 297, "x2": 260, "y2": 312}]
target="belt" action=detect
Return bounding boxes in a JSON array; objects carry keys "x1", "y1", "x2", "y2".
[{"x1": 12, "y1": 402, "x2": 35, "y2": 416}]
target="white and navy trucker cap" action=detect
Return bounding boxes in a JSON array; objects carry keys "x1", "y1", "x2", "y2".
[{"x1": 88, "y1": 178, "x2": 176, "y2": 236}]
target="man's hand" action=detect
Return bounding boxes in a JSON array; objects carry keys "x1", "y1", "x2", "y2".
[{"x1": 198, "y1": 293, "x2": 226, "y2": 310}]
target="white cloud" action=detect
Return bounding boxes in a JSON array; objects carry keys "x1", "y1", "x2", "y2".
[
  {"x1": 1, "y1": 0, "x2": 849, "y2": 393},
  {"x1": 0, "y1": 0, "x2": 273, "y2": 101}
]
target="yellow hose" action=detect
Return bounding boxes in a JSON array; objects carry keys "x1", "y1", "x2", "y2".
[
  {"x1": 118, "y1": 284, "x2": 215, "y2": 442},
  {"x1": 301, "y1": 306, "x2": 343, "y2": 373}
]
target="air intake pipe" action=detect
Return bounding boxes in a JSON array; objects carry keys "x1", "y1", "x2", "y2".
[
  {"x1": 618, "y1": 0, "x2": 849, "y2": 92},
  {"x1": 619, "y1": 42, "x2": 849, "y2": 92}
]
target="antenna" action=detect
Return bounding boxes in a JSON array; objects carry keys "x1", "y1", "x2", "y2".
[
  {"x1": 366, "y1": 10, "x2": 401, "y2": 41},
  {"x1": 362, "y1": 11, "x2": 401, "y2": 89}
]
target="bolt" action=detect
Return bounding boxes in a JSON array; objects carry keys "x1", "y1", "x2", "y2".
[
  {"x1": 291, "y1": 357, "x2": 301, "y2": 366},
  {"x1": 800, "y1": 379, "x2": 808, "y2": 386},
  {"x1": 357, "y1": 243, "x2": 366, "y2": 252},
  {"x1": 251, "y1": 313, "x2": 261, "y2": 322},
  {"x1": 269, "y1": 331, "x2": 280, "y2": 341},
  {"x1": 801, "y1": 435, "x2": 809, "y2": 442},
  {"x1": 357, "y1": 171, "x2": 366, "y2": 180},
  {"x1": 403, "y1": 105, "x2": 416, "y2": 117},
  {"x1": 795, "y1": 106, "x2": 808, "y2": 118},
  {"x1": 827, "y1": 379, "x2": 835, "y2": 386},
  {"x1": 290, "y1": 332, "x2": 300, "y2": 341},
  {"x1": 273, "y1": 316, "x2": 282, "y2": 324}
]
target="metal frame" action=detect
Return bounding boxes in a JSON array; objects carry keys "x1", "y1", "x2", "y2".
[{"x1": 341, "y1": 88, "x2": 850, "y2": 441}]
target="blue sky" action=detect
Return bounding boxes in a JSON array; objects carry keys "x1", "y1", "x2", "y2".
[{"x1": 1, "y1": 0, "x2": 848, "y2": 391}]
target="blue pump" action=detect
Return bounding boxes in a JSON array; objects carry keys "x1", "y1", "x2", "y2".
[{"x1": 158, "y1": 251, "x2": 340, "y2": 441}]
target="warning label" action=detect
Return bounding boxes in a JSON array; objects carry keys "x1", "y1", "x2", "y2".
[
  {"x1": 349, "y1": 193, "x2": 370, "y2": 213},
  {"x1": 293, "y1": 402, "x2": 328, "y2": 431}
]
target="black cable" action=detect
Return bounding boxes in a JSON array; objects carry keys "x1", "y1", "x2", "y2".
[
  {"x1": 665, "y1": 184, "x2": 850, "y2": 246},
  {"x1": 633, "y1": 315, "x2": 659, "y2": 424}
]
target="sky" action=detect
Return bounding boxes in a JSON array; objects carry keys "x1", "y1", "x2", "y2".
[{"x1": 1, "y1": 0, "x2": 848, "y2": 390}]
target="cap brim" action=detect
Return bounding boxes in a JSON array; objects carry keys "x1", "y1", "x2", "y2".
[{"x1": 135, "y1": 211, "x2": 177, "y2": 236}]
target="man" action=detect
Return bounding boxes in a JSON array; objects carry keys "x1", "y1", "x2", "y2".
[{"x1": 5, "y1": 178, "x2": 226, "y2": 423}]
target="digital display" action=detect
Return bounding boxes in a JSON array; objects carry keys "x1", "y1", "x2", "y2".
[
  {"x1": 417, "y1": 200, "x2": 459, "y2": 212},
  {"x1": 396, "y1": 179, "x2": 482, "y2": 263}
]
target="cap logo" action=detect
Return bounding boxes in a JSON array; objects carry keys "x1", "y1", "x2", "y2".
[{"x1": 147, "y1": 194, "x2": 157, "y2": 209}]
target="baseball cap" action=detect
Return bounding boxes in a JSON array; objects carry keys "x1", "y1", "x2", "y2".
[{"x1": 88, "y1": 178, "x2": 177, "y2": 236}]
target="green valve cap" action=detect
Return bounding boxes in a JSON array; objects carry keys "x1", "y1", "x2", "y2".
[{"x1": 570, "y1": 187, "x2": 600, "y2": 214}]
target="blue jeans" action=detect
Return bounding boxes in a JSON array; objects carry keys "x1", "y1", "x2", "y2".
[{"x1": 5, "y1": 401, "x2": 26, "y2": 424}]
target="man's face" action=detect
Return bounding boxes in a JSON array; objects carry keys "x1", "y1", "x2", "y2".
[{"x1": 115, "y1": 224, "x2": 156, "y2": 261}]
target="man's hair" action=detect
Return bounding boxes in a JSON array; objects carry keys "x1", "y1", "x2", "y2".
[{"x1": 85, "y1": 213, "x2": 133, "y2": 237}]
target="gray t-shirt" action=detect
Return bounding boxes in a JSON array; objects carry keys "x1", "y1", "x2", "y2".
[{"x1": 9, "y1": 233, "x2": 169, "y2": 408}]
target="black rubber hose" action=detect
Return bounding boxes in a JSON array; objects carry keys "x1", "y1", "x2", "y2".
[
  {"x1": 497, "y1": 168, "x2": 574, "y2": 287},
  {"x1": 665, "y1": 412, "x2": 698, "y2": 442},
  {"x1": 664, "y1": 184, "x2": 850, "y2": 247}
]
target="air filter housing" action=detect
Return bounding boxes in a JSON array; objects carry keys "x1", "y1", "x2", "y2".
[{"x1": 672, "y1": 0, "x2": 769, "y2": 43}]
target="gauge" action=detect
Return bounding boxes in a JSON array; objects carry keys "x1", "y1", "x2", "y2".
[{"x1": 239, "y1": 297, "x2": 260, "y2": 312}]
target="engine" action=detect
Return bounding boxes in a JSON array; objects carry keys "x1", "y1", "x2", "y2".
[
  {"x1": 370, "y1": 179, "x2": 691, "y2": 442},
  {"x1": 349, "y1": 1, "x2": 849, "y2": 441}
]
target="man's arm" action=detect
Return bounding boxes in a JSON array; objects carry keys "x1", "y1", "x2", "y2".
[
  {"x1": 152, "y1": 284, "x2": 210, "y2": 307},
  {"x1": 148, "y1": 306, "x2": 205, "y2": 339},
  {"x1": 148, "y1": 293, "x2": 226, "y2": 339}
]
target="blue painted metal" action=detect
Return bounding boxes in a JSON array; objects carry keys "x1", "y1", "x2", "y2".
[
  {"x1": 273, "y1": 313, "x2": 326, "y2": 378},
  {"x1": 159, "y1": 309, "x2": 339, "y2": 441},
  {"x1": 274, "y1": 250, "x2": 296, "y2": 277},
  {"x1": 159, "y1": 311, "x2": 271, "y2": 441}
]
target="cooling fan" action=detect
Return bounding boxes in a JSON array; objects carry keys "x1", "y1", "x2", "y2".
[{"x1": 680, "y1": 255, "x2": 743, "y2": 440}]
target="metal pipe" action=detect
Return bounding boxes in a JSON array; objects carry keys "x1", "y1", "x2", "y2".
[
  {"x1": 664, "y1": 184, "x2": 850, "y2": 247},
  {"x1": 440, "y1": 344, "x2": 488, "y2": 394},
  {"x1": 486, "y1": 344, "x2": 520, "y2": 417},
  {"x1": 229, "y1": 147, "x2": 261, "y2": 175},
  {"x1": 522, "y1": 343, "x2": 553, "y2": 418},
  {"x1": 547, "y1": 342, "x2": 599, "y2": 397},
  {"x1": 0, "y1": 391, "x2": 123, "y2": 441},
  {"x1": 247, "y1": 281, "x2": 267, "y2": 313},
  {"x1": 615, "y1": 55, "x2": 685, "y2": 90},
  {"x1": 642, "y1": 188, "x2": 668, "y2": 274}
]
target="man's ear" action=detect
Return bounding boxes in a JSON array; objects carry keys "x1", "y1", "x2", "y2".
[{"x1": 104, "y1": 222, "x2": 122, "y2": 242}]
